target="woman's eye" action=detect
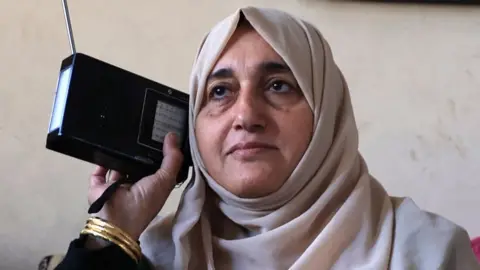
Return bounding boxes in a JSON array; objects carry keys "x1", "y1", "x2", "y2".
[
  {"x1": 269, "y1": 81, "x2": 291, "y2": 93},
  {"x1": 210, "y1": 86, "x2": 231, "y2": 100}
]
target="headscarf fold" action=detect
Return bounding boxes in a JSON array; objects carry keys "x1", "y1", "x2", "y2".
[{"x1": 140, "y1": 7, "x2": 480, "y2": 270}]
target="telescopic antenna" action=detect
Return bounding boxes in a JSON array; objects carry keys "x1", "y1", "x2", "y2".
[{"x1": 61, "y1": 0, "x2": 76, "y2": 54}]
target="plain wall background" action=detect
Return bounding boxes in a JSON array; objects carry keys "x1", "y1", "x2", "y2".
[{"x1": 1, "y1": 1, "x2": 479, "y2": 269}]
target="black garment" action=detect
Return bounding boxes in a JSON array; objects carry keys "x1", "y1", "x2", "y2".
[{"x1": 54, "y1": 235, "x2": 151, "y2": 270}]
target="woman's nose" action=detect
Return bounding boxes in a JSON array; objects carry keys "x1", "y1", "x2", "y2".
[{"x1": 231, "y1": 90, "x2": 266, "y2": 133}]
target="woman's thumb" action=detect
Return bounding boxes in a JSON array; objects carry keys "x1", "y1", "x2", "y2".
[{"x1": 134, "y1": 132, "x2": 184, "y2": 201}]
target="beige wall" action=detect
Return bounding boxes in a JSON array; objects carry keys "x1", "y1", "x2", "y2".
[{"x1": 1, "y1": 0, "x2": 479, "y2": 269}]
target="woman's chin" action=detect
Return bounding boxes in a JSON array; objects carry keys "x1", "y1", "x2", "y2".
[
  {"x1": 209, "y1": 158, "x2": 289, "y2": 198},
  {"x1": 222, "y1": 170, "x2": 285, "y2": 198}
]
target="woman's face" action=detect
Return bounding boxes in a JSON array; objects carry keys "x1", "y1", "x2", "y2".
[{"x1": 195, "y1": 25, "x2": 313, "y2": 198}]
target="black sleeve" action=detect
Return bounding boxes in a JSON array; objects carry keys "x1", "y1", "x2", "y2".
[{"x1": 54, "y1": 235, "x2": 142, "y2": 270}]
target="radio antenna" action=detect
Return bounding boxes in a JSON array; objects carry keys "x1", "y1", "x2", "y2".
[{"x1": 61, "y1": 0, "x2": 76, "y2": 54}]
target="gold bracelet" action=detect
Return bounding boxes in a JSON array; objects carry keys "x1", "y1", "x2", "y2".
[
  {"x1": 87, "y1": 217, "x2": 139, "y2": 250},
  {"x1": 80, "y1": 227, "x2": 140, "y2": 263},
  {"x1": 84, "y1": 222, "x2": 142, "y2": 261},
  {"x1": 85, "y1": 222, "x2": 137, "y2": 256},
  {"x1": 81, "y1": 217, "x2": 141, "y2": 262},
  {"x1": 85, "y1": 217, "x2": 141, "y2": 260},
  {"x1": 80, "y1": 217, "x2": 142, "y2": 263},
  {"x1": 87, "y1": 217, "x2": 141, "y2": 248}
]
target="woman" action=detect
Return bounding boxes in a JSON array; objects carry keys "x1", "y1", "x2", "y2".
[{"x1": 53, "y1": 6, "x2": 480, "y2": 270}]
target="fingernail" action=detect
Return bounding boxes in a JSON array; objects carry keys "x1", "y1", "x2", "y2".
[{"x1": 168, "y1": 132, "x2": 178, "y2": 147}]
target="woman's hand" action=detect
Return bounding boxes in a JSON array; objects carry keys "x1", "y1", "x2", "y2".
[{"x1": 86, "y1": 132, "x2": 184, "y2": 241}]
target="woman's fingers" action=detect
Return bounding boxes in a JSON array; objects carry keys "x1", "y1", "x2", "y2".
[
  {"x1": 87, "y1": 133, "x2": 183, "y2": 208},
  {"x1": 88, "y1": 166, "x2": 120, "y2": 205},
  {"x1": 88, "y1": 183, "x2": 108, "y2": 206},
  {"x1": 135, "y1": 133, "x2": 184, "y2": 200},
  {"x1": 90, "y1": 166, "x2": 123, "y2": 186},
  {"x1": 90, "y1": 166, "x2": 108, "y2": 186},
  {"x1": 157, "y1": 132, "x2": 184, "y2": 183},
  {"x1": 108, "y1": 170, "x2": 123, "y2": 183},
  {"x1": 83, "y1": 133, "x2": 185, "y2": 239}
]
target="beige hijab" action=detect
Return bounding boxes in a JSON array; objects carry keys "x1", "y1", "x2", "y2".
[{"x1": 140, "y1": 7, "x2": 480, "y2": 270}]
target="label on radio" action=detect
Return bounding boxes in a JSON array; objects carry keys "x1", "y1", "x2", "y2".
[
  {"x1": 137, "y1": 87, "x2": 189, "y2": 151},
  {"x1": 152, "y1": 100, "x2": 187, "y2": 143}
]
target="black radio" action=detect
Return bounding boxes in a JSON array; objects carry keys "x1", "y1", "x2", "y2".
[
  {"x1": 46, "y1": 0, "x2": 192, "y2": 193},
  {"x1": 46, "y1": 53, "x2": 192, "y2": 183}
]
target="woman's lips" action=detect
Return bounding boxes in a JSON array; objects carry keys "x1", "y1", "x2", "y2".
[{"x1": 227, "y1": 141, "x2": 278, "y2": 159}]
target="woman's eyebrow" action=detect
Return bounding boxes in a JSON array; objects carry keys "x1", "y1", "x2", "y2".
[
  {"x1": 208, "y1": 68, "x2": 233, "y2": 81},
  {"x1": 207, "y1": 61, "x2": 291, "y2": 81},
  {"x1": 258, "y1": 61, "x2": 291, "y2": 74}
]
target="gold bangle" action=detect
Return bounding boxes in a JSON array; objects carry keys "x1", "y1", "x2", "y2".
[
  {"x1": 86, "y1": 217, "x2": 141, "y2": 259},
  {"x1": 87, "y1": 217, "x2": 141, "y2": 248},
  {"x1": 84, "y1": 222, "x2": 142, "y2": 261},
  {"x1": 81, "y1": 220, "x2": 141, "y2": 262},
  {"x1": 80, "y1": 217, "x2": 142, "y2": 263},
  {"x1": 87, "y1": 217, "x2": 139, "y2": 249},
  {"x1": 80, "y1": 228, "x2": 139, "y2": 263},
  {"x1": 85, "y1": 223, "x2": 137, "y2": 255}
]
